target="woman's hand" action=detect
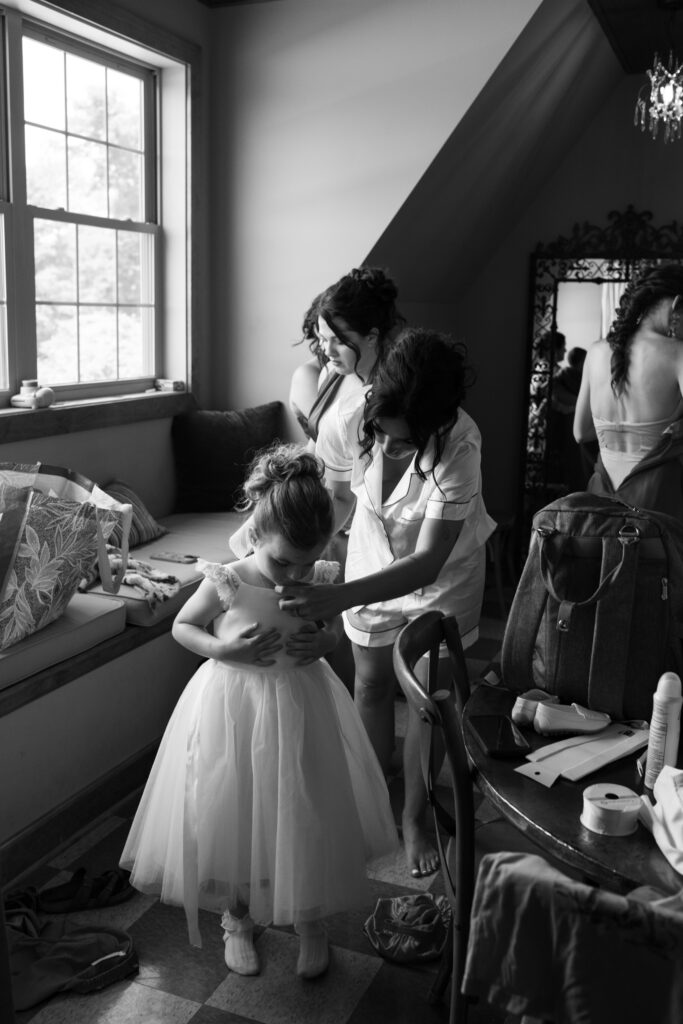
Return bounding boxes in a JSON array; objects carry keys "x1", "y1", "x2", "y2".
[
  {"x1": 286, "y1": 620, "x2": 338, "y2": 665},
  {"x1": 276, "y1": 583, "x2": 347, "y2": 621},
  {"x1": 218, "y1": 623, "x2": 282, "y2": 666}
]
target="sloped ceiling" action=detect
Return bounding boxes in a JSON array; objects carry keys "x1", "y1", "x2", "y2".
[
  {"x1": 366, "y1": 0, "x2": 623, "y2": 303},
  {"x1": 588, "y1": 0, "x2": 683, "y2": 72}
]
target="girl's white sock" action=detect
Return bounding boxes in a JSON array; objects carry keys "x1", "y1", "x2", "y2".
[
  {"x1": 221, "y1": 911, "x2": 259, "y2": 975},
  {"x1": 295, "y1": 920, "x2": 329, "y2": 979}
]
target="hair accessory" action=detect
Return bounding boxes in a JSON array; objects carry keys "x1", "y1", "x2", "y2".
[{"x1": 668, "y1": 294, "x2": 682, "y2": 339}]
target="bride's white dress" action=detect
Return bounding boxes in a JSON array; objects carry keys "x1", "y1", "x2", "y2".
[{"x1": 120, "y1": 559, "x2": 398, "y2": 945}]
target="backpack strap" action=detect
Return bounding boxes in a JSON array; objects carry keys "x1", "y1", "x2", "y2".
[
  {"x1": 586, "y1": 535, "x2": 639, "y2": 719},
  {"x1": 501, "y1": 531, "x2": 550, "y2": 691},
  {"x1": 539, "y1": 530, "x2": 639, "y2": 718}
]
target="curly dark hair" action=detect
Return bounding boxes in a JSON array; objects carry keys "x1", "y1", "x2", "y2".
[
  {"x1": 299, "y1": 291, "x2": 325, "y2": 366},
  {"x1": 361, "y1": 328, "x2": 476, "y2": 479},
  {"x1": 607, "y1": 263, "x2": 683, "y2": 393},
  {"x1": 239, "y1": 443, "x2": 333, "y2": 550},
  {"x1": 315, "y1": 267, "x2": 405, "y2": 378}
]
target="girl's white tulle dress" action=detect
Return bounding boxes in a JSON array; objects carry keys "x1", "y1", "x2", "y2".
[{"x1": 120, "y1": 559, "x2": 398, "y2": 945}]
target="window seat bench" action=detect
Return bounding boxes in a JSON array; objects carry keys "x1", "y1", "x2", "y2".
[{"x1": 0, "y1": 396, "x2": 284, "y2": 886}]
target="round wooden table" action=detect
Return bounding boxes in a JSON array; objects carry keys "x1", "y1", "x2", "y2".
[{"x1": 463, "y1": 684, "x2": 683, "y2": 895}]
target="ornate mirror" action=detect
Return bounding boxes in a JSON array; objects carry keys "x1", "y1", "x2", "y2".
[{"x1": 522, "y1": 206, "x2": 683, "y2": 533}]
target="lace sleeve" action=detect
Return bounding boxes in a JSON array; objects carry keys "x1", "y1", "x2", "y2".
[
  {"x1": 198, "y1": 559, "x2": 240, "y2": 609},
  {"x1": 313, "y1": 560, "x2": 341, "y2": 584}
]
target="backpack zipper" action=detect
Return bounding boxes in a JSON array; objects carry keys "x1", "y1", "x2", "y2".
[{"x1": 662, "y1": 577, "x2": 669, "y2": 600}]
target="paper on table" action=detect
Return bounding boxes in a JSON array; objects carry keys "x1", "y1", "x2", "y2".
[{"x1": 515, "y1": 724, "x2": 650, "y2": 787}]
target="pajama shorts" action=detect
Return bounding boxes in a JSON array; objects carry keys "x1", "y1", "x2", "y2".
[{"x1": 342, "y1": 546, "x2": 485, "y2": 654}]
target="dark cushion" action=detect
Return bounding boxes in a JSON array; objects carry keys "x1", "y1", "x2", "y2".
[{"x1": 172, "y1": 402, "x2": 285, "y2": 512}]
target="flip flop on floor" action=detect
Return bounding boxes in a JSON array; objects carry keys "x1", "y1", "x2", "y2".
[{"x1": 37, "y1": 867, "x2": 135, "y2": 913}]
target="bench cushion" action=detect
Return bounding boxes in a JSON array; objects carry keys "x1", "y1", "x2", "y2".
[
  {"x1": 86, "y1": 510, "x2": 247, "y2": 626},
  {"x1": 0, "y1": 592, "x2": 127, "y2": 690}
]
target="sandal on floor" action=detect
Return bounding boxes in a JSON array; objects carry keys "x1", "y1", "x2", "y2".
[{"x1": 37, "y1": 867, "x2": 135, "y2": 913}]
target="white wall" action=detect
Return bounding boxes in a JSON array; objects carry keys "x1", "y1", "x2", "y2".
[
  {"x1": 557, "y1": 281, "x2": 603, "y2": 351},
  {"x1": 207, "y1": 0, "x2": 543, "y2": 419}
]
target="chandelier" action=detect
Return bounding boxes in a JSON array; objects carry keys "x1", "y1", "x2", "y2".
[{"x1": 634, "y1": 51, "x2": 683, "y2": 142}]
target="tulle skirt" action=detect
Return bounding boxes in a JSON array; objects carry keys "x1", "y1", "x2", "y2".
[{"x1": 120, "y1": 657, "x2": 398, "y2": 944}]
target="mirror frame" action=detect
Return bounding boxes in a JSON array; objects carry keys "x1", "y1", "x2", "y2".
[{"x1": 522, "y1": 205, "x2": 683, "y2": 530}]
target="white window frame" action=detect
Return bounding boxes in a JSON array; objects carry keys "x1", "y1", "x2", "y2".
[{"x1": 0, "y1": 0, "x2": 194, "y2": 408}]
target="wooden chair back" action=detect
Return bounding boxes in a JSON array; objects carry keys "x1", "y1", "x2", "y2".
[{"x1": 393, "y1": 610, "x2": 475, "y2": 1024}]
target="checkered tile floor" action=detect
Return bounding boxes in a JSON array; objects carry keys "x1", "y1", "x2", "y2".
[{"x1": 9, "y1": 591, "x2": 512, "y2": 1024}]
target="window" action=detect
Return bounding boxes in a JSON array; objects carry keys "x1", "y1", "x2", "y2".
[{"x1": 0, "y1": 3, "x2": 192, "y2": 406}]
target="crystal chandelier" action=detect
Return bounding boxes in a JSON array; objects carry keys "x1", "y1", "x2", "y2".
[{"x1": 634, "y1": 50, "x2": 683, "y2": 142}]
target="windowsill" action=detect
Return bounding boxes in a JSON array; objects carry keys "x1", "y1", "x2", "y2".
[{"x1": 0, "y1": 390, "x2": 197, "y2": 444}]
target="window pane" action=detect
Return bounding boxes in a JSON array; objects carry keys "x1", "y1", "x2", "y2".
[
  {"x1": 23, "y1": 38, "x2": 64, "y2": 131},
  {"x1": 68, "y1": 137, "x2": 107, "y2": 217},
  {"x1": 118, "y1": 231, "x2": 154, "y2": 305},
  {"x1": 0, "y1": 217, "x2": 5, "y2": 303},
  {"x1": 25, "y1": 126, "x2": 66, "y2": 209},
  {"x1": 108, "y1": 69, "x2": 142, "y2": 150},
  {"x1": 0, "y1": 217, "x2": 6, "y2": 390},
  {"x1": 109, "y1": 148, "x2": 142, "y2": 221},
  {"x1": 34, "y1": 220, "x2": 77, "y2": 302},
  {"x1": 119, "y1": 308, "x2": 148, "y2": 377},
  {"x1": 0, "y1": 311, "x2": 7, "y2": 391},
  {"x1": 80, "y1": 306, "x2": 117, "y2": 380},
  {"x1": 66, "y1": 54, "x2": 106, "y2": 140},
  {"x1": 36, "y1": 304, "x2": 78, "y2": 384},
  {"x1": 78, "y1": 226, "x2": 115, "y2": 303},
  {"x1": 117, "y1": 231, "x2": 141, "y2": 303}
]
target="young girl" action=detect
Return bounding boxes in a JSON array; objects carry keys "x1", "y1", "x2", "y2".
[{"x1": 120, "y1": 444, "x2": 398, "y2": 979}]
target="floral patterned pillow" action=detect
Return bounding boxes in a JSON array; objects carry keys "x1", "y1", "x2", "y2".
[{"x1": 0, "y1": 488, "x2": 101, "y2": 651}]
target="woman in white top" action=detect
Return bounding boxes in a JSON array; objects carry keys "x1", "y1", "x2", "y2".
[
  {"x1": 289, "y1": 269, "x2": 405, "y2": 444},
  {"x1": 574, "y1": 264, "x2": 683, "y2": 515},
  {"x1": 278, "y1": 329, "x2": 495, "y2": 876}
]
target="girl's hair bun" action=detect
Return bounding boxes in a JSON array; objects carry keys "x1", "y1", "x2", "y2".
[{"x1": 240, "y1": 442, "x2": 333, "y2": 550}]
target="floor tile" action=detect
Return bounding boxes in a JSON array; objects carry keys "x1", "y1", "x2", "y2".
[
  {"x1": 367, "y1": 845, "x2": 436, "y2": 891},
  {"x1": 187, "y1": 1006, "x2": 255, "y2": 1023},
  {"x1": 128, "y1": 902, "x2": 232, "y2": 1004},
  {"x1": 206, "y1": 929, "x2": 381, "y2": 1024},
  {"x1": 346, "y1": 958, "x2": 448, "y2": 1024},
  {"x1": 324, "y1": 876, "x2": 426, "y2": 958},
  {"x1": 18, "y1": 981, "x2": 200, "y2": 1024}
]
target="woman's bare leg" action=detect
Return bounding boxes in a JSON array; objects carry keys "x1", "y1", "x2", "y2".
[
  {"x1": 352, "y1": 643, "x2": 396, "y2": 773},
  {"x1": 352, "y1": 641, "x2": 441, "y2": 877},
  {"x1": 403, "y1": 655, "x2": 452, "y2": 877}
]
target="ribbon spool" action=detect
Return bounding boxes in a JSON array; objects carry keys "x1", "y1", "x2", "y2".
[{"x1": 580, "y1": 783, "x2": 642, "y2": 836}]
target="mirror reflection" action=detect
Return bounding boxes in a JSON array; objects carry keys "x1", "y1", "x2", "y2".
[{"x1": 522, "y1": 207, "x2": 683, "y2": 533}]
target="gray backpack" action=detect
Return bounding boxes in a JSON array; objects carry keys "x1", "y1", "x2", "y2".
[{"x1": 502, "y1": 493, "x2": 683, "y2": 722}]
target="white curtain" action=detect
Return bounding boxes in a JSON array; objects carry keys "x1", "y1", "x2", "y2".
[{"x1": 601, "y1": 281, "x2": 628, "y2": 339}]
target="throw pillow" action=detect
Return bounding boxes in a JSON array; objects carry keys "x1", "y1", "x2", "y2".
[
  {"x1": 172, "y1": 402, "x2": 285, "y2": 512},
  {"x1": 104, "y1": 481, "x2": 167, "y2": 549},
  {"x1": 0, "y1": 487, "x2": 101, "y2": 650}
]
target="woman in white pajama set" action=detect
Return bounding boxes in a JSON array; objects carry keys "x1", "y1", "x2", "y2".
[{"x1": 278, "y1": 328, "x2": 495, "y2": 877}]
